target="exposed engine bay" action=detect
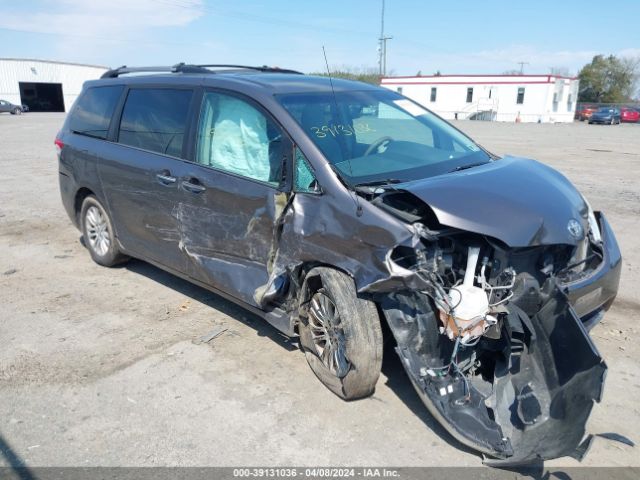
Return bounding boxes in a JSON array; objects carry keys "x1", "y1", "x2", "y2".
[{"x1": 375, "y1": 203, "x2": 608, "y2": 463}]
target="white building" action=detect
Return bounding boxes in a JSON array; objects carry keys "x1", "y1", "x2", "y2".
[
  {"x1": 0, "y1": 58, "x2": 107, "y2": 112},
  {"x1": 380, "y1": 74, "x2": 580, "y2": 123}
]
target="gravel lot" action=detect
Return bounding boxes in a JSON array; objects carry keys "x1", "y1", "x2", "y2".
[{"x1": 1, "y1": 114, "x2": 638, "y2": 468}]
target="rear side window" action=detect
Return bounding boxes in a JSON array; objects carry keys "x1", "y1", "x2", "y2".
[
  {"x1": 68, "y1": 86, "x2": 123, "y2": 139},
  {"x1": 118, "y1": 88, "x2": 193, "y2": 158}
]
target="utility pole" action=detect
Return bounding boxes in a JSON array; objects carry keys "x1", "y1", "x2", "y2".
[
  {"x1": 378, "y1": 0, "x2": 392, "y2": 77},
  {"x1": 517, "y1": 61, "x2": 529, "y2": 74}
]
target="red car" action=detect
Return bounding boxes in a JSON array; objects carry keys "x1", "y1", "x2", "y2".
[
  {"x1": 620, "y1": 107, "x2": 639, "y2": 123},
  {"x1": 576, "y1": 104, "x2": 598, "y2": 121}
]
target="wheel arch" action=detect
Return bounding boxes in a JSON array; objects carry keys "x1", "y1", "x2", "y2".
[
  {"x1": 296, "y1": 262, "x2": 357, "y2": 303},
  {"x1": 292, "y1": 262, "x2": 382, "y2": 331},
  {"x1": 74, "y1": 187, "x2": 96, "y2": 224}
]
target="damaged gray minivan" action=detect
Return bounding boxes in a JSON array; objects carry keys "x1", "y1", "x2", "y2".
[{"x1": 57, "y1": 64, "x2": 621, "y2": 465}]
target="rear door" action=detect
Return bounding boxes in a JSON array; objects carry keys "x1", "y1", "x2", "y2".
[
  {"x1": 175, "y1": 89, "x2": 292, "y2": 307},
  {"x1": 97, "y1": 86, "x2": 196, "y2": 272}
]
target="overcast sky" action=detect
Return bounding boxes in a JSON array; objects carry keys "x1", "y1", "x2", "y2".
[{"x1": 1, "y1": 0, "x2": 639, "y2": 75}]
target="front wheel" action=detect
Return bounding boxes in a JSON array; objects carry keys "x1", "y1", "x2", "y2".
[
  {"x1": 298, "y1": 267, "x2": 383, "y2": 400},
  {"x1": 80, "y1": 195, "x2": 128, "y2": 267}
]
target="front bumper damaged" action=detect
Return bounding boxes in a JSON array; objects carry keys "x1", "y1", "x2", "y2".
[
  {"x1": 382, "y1": 285, "x2": 607, "y2": 464},
  {"x1": 561, "y1": 212, "x2": 622, "y2": 323}
]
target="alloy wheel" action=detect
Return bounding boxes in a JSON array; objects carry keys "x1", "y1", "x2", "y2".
[
  {"x1": 85, "y1": 205, "x2": 111, "y2": 256},
  {"x1": 307, "y1": 290, "x2": 351, "y2": 378}
]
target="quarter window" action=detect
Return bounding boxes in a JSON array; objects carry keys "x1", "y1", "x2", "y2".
[
  {"x1": 294, "y1": 148, "x2": 319, "y2": 193},
  {"x1": 196, "y1": 92, "x2": 284, "y2": 186},
  {"x1": 69, "y1": 86, "x2": 123, "y2": 140},
  {"x1": 516, "y1": 87, "x2": 525, "y2": 104},
  {"x1": 118, "y1": 88, "x2": 193, "y2": 158},
  {"x1": 466, "y1": 87, "x2": 473, "y2": 103},
  {"x1": 430, "y1": 87, "x2": 437, "y2": 102}
]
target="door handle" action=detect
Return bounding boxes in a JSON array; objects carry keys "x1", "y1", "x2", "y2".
[
  {"x1": 181, "y1": 178, "x2": 206, "y2": 193},
  {"x1": 156, "y1": 170, "x2": 177, "y2": 185}
]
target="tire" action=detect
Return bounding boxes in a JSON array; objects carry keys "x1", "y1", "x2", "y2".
[
  {"x1": 12, "y1": 108, "x2": 21, "y2": 115},
  {"x1": 298, "y1": 267, "x2": 383, "y2": 400},
  {"x1": 80, "y1": 195, "x2": 128, "y2": 267}
]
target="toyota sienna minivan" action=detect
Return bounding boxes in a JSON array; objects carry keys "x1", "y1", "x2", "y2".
[{"x1": 57, "y1": 64, "x2": 621, "y2": 464}]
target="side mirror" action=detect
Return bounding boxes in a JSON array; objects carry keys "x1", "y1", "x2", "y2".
[{"x1": 307, "y1": 179, "x2": 322, "y2": 194}]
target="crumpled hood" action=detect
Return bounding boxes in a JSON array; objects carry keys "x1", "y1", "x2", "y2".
[{"x1": 400, "y1": 156, "x2": 588, "y2": 247}]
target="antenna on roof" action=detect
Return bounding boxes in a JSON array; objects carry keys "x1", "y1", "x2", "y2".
[{"x1": 322, "y1": 46, "x2": 362, "y2": 217}]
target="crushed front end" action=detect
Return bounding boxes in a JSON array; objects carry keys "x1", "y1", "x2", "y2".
[{"x1": 360, "y1": 170, "x2": 621, "y2": 463}]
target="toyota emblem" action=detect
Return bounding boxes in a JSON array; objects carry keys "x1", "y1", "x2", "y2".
[{"x1": 567, "y1": 219, "x2": 584, "y2": 240}]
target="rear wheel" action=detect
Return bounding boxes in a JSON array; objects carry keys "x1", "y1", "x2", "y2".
[
  {"x1": 298, "y1": 267, "x2": 383, "y2": 400},
  {"x1": 80, "y1": 195, "x2": 128, "y2": 267},
  {"x1": 11, "y1": 107, "x2": 21, "y2": 115}
]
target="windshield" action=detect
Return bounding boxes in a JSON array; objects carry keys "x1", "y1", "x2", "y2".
[
  {"x1": 277, "y1": 89, "x2": 491, "y2": 186},
  {"x1": 596, "y1": 107, "x2": 614, "y2": 113}
]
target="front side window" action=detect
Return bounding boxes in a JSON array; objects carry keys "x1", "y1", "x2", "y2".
[
  {"x1": 278, "y1": 89, "x2": 489, "y2": 186},
  {"x1": 69, "y1": 86, "x2": 123, "y2": 139},
  {"x1": 516, "y1": 87, "x2": 525, "y2": 104},
  {"x1": 196, "y1": 92, "x2": 283, "y2": 186},
  {"x1": 118, "y1": 88, "x2": 193, "y2": 158}
]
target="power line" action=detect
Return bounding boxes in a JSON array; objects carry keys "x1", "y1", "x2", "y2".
[
  {"x1": 0, "y1": 26, "x2": 205, "y2": 48},
  {"x1": 153, "y1": 0, "x2": 377, "y2": 38}
]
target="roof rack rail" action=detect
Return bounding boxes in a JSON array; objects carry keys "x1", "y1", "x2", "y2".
[
  {"x1": 196, "y1": 64, "x2": 303, "y2": 75},
  {"x1": 101, "y1": 63, "x2": 303, "y2": 78},
  {"x1": 100, "y1": 63, "x2": 209, "y2": 78}
]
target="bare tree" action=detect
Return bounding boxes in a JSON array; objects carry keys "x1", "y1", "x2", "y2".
[
  {"x1": 549, "y1": 66, "x2": 571, "y2": 77},
  {"x1": 621, "y1": 56, "x2": 640, "y2": 100}
]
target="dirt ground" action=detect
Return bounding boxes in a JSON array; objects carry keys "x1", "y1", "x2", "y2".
[{"x1": 0, "y1": 114, "x2": 638, "y2": 468}]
